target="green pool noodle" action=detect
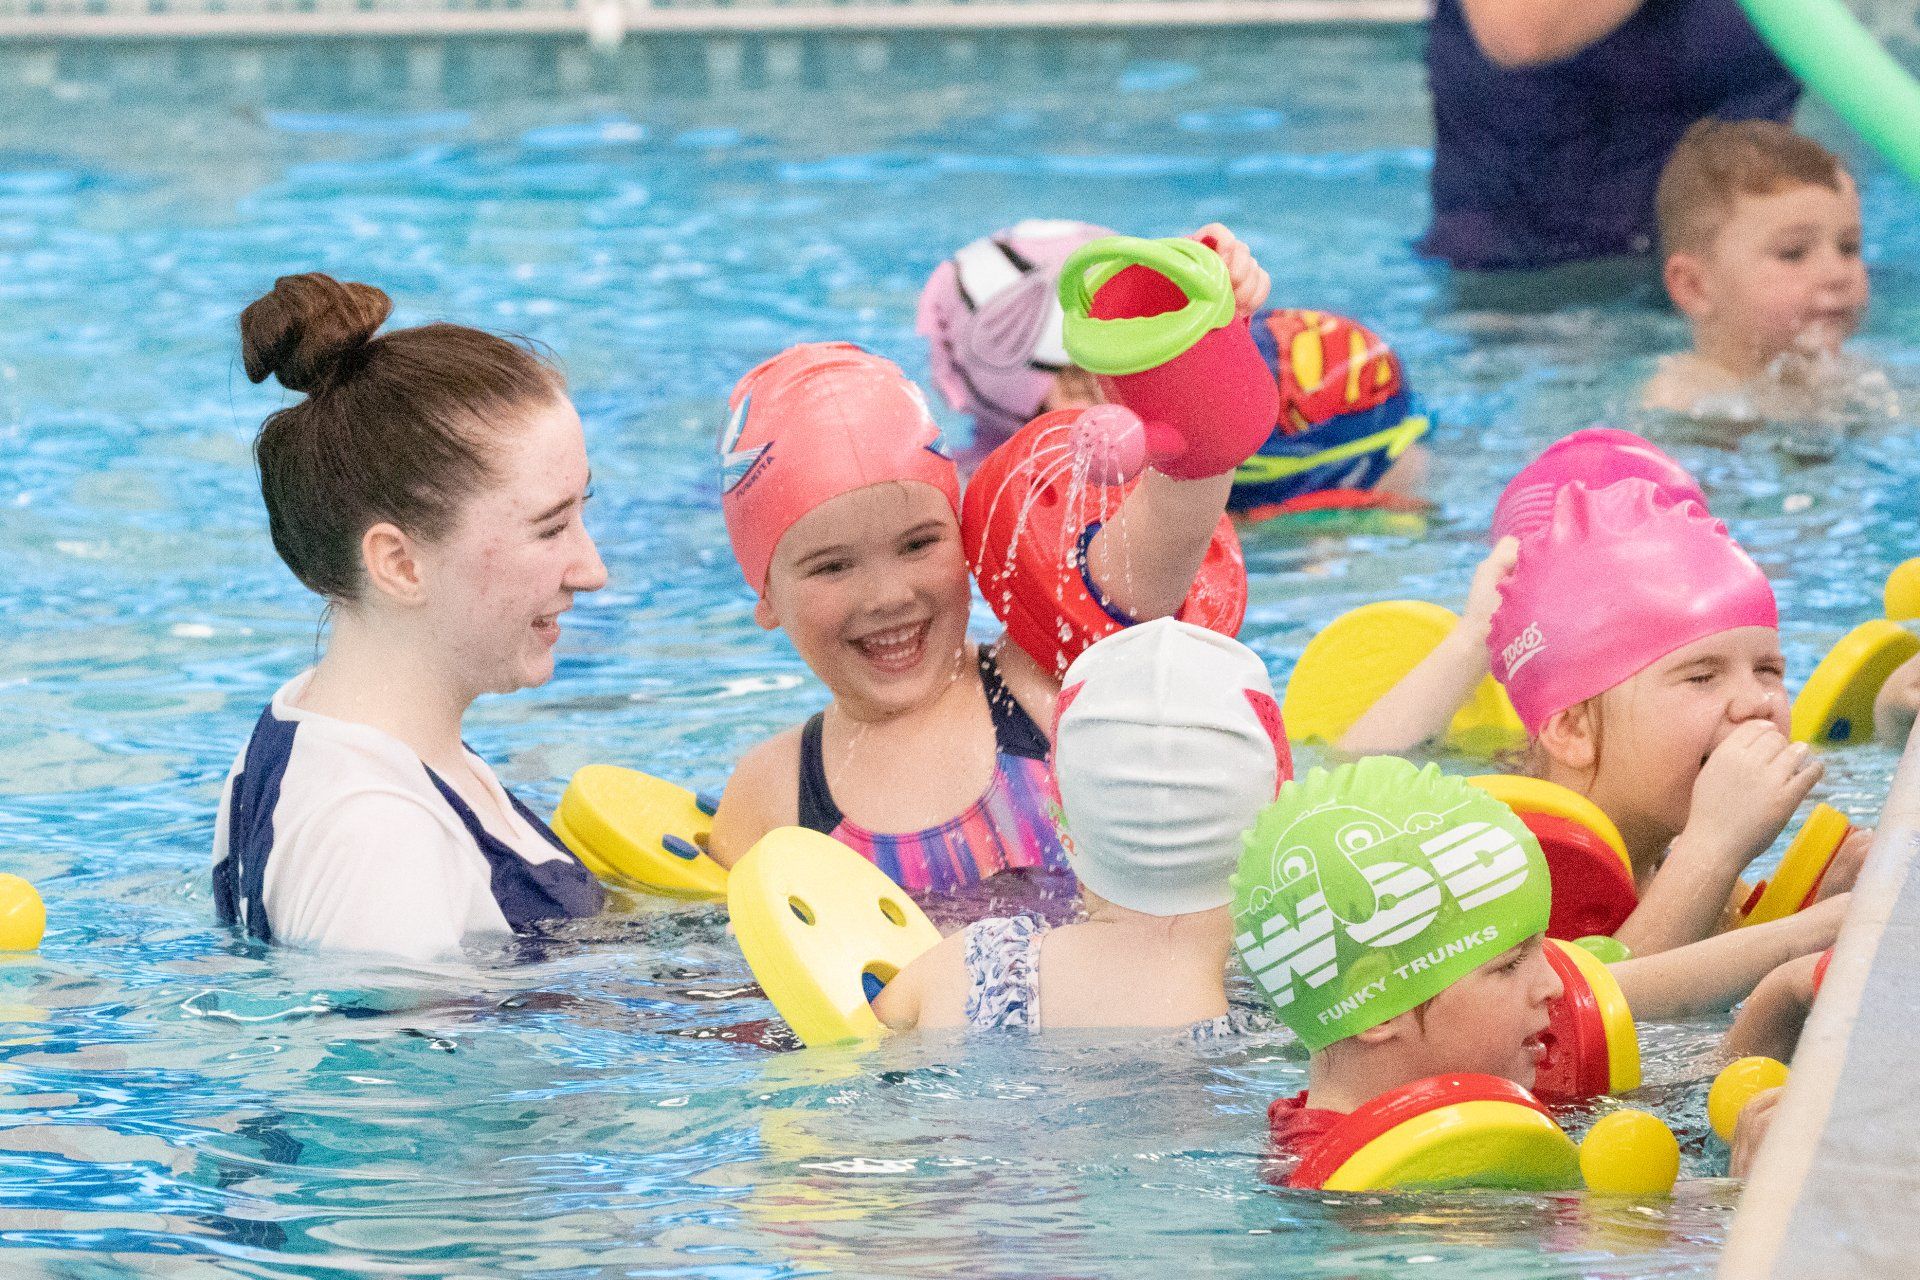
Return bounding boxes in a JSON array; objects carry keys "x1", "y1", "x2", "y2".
[{"x1": 1738, "y1": 0, "x2": 1920, "y2": 185}]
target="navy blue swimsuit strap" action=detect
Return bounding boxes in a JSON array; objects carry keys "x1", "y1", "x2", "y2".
[
  {"x1": 978, "y1": 645, "x2": 1049, "y2": 761},
  {"x1": 216, "y1": 704, "x2": 297, "y2": 942},
  {"x1": 424, "y1": 765, "x2": 604, "y2": 928},
  {"x1": 797, "y1": 712, "x2": 842, "y2": 836}
]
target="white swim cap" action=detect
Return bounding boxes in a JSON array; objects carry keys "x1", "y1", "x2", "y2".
[{"x1": 1052, "y1": 617, "x2": 1292, "y2": 916}]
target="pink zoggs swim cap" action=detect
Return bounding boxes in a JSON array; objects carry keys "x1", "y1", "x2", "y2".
[
  {"x1": 721, "y1": 342, "x2": 960, "y2": 594},
  {"x1": 1490, "y1": 428, "x2": 1705, "y2": 545},
  {"x1": 917, "y1": 219, "x2": 1114, "y2": 445},
  {"x1": 1487, "y1": 478, "x2": 1778, "y2": 736}
]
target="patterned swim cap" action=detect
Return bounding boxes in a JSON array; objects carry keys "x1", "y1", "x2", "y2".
[
  {"x1": 917, "y1": 219, "x2": 1114, "y2": 445},
  {"x1": 721, "y1": 342, "x2": 959, "y2": 594},
  {"x1": 1232, "y1": 758, "x2": 1551, "y2": 1051}
]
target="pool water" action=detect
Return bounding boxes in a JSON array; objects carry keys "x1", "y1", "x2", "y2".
[{"x1": 0, "y1": 24, "x2": 1915, "y2": 1278}]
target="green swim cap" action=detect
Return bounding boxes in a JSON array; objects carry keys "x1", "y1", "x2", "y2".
[{"x1": 1230, "y1": 757, "x2": 1551, "y2": 1051}]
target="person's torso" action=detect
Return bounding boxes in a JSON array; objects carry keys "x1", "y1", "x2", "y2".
[
  {"x1": 1422, "y1": 0, "x2": 1800, "y2": 269},
  {"x1": 797, "y1": 648, "x2": 1069, "y2": 892},
  {"x1": 212, "y1": 674, "x2": 602, "y2": 952}
]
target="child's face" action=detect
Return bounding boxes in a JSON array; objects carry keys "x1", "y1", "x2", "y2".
[
  {"x1": 1586, "y1": 626, "x2": 1789, "y2": 845},
  {"x1": 1680, "y1": 177, "x2": 1867, "y2": 366},
  {"x1": 1410, "y1": 935, "x2": 1563, "y2": 1089},
  {"x1": 758, "y1": 482, "x2": 974, "y2": 722}
]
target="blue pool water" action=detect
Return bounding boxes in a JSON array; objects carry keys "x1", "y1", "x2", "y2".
[{"x1": 0, "y1": 25, "x2": 1915, "y2": 1277}]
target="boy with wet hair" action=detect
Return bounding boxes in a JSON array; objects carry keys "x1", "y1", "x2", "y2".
[{"x1": 1643, "y1": 120, "x2": 1869, "y2": 413}]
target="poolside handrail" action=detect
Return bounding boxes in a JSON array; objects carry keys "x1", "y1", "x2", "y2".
[
  {"x1": 1719, "y1": 715, "x2": 1920, "y2": 1277},
  {"x1": 0, "y1": 0, "x2": 1429, "y2": 42}
]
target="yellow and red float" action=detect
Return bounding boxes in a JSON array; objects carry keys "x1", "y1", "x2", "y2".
[{"x1": 1533, "y1": 938, "x2": 1641, "y2": 1104}]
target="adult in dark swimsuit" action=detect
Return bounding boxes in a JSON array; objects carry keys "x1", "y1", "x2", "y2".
[{"x1": 1422, "y1": 0, "x2": 1800, "y2": 273}]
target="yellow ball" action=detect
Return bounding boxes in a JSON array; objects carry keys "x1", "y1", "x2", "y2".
[
  {"x1": 0, "y1": 875, "x2": 45, "y2": 951},
  {"x1": 1708, "y1": 1057, "x2": 1790, "y2": 1141},
  {"x1": 1579, "y1": 1109, "x2": 1680, "y2": 1197},
  {"x1": 1887, "y1": 558, "x2": 1920, "y2": 623}
]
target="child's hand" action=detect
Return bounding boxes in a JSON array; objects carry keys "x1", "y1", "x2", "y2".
[
  {"x1": 1679, "y1": 723, "x2": 1823, "y2": 874},
  {"x1": 1874, "y1": 651, "x2": 1920, "y2": 745},
  {"x1": 1461, "y1": 537, "x2": 1520, "y2": 644},
  {"x1": 1191, "y1": 224, "x2": 1270, "y2": 318},
  {"x1": 1728, "y1": 1086, "x2": 1783, "y2": 1179},
  {"x1": 1814, "y1": 826, "x2": 1873, "y2": 903},
  {"x1": 1724, "y1": 951, "x2": 1822, "y2": 1062}
]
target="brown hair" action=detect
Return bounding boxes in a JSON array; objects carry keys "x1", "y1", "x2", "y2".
[
  {"x1": 1656, "y1": 120, "x2": 1849, "y2": 258},
  {"x1": 240, "y1": 273, "x2": 562, "y2": 602}
]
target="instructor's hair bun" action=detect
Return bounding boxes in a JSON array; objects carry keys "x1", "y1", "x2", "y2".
[
  {"x1": 239, "y1": 272, "x2": 563, "y2": 603},
  {"x1": 240, "y1": 273, "x2": 393, "y2": 394}
]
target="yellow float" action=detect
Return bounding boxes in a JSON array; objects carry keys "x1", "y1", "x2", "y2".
[
  {"x1": 1467, "y1": 775, "x2": 1629, "y2": 863},
  {"x1": 0, "y1": 875, "x2": 43, "y2": 951},
  {"x1": 552, "y1": 765, "x2": 728, "y2": 900},
  {"x1": 1287, "y1": 1070, "x2": 1681, "y2": 1196},
  {"x1": 1578, "y1": 1109, "x2": 1680, "y2": 1197},
  {"x1": 1790, "y1": 619, "x2": 1920, "y2": 745},
  {"x1": 1738, "y1": 804, "x2": 1851, "y2": 927},
  {"x1": 727, "y1": 826, "x2": 941, "y2": 1048},
  {"x1": 1287, "y1": 1073, "x2": 1580, "y2": 1192},
  {"x1": 1282, "y1": 600, "x2": 1524, "y2": 754},
  {"x1": 1887, "y1": 558, "x2": 1920, "y2": 622},
  {"x1": 1709, "y1": 1057, "x2": 1790, "y2": 1142},
  {"x1": 1533, "y1": 938, "x2": 1641, "y2": 1104}
]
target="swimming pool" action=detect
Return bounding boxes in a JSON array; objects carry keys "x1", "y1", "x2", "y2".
[{"x1": 0, "y1": 24, "x2": 1915, "y2": 1277}]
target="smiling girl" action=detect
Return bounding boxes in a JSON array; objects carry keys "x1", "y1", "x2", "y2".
[
  {"x1": 709, "y1": 227, "x2": 1272, "y2": 893},
  {"x1": 212, "y1": 274, "x2": 608, "y2": 961}
]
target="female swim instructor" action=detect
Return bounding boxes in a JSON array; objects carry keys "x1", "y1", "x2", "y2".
[
  {"x1": 1422, "y1": 0, "x2": 1800, "y2": 271},
  {"x1": 213, "y1": 274, "x2": 608, "y2": 961}
]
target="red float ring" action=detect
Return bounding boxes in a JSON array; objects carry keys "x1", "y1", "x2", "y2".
[
  {"x1": 961, "y1": 409, "x2": 1248, "y2": 677},
  {"x1": 1518, "y1": 811, "x2": 1639, "y2": 940},
  {"x1": 1533, "y1": 940, "x2": 1610, "y2": 1103},
  {"x1": 1287, "y1": 1074, "x2": 1553, "y2": 1190}
]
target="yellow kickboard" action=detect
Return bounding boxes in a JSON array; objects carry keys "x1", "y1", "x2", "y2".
[
  {"x1": 1740, "y1": 804, "x2": 1851, "y2": 927},
  {"x1": 1790, "y1": 619, "x2": 1920, "y2": 746},
  {"x1": 1324, "y1": 1100, "x2": 1581, "y2": 1193},
  {"x1": 1886, "y1": 558, "x2": 1920, "y2": 622},
  {"x1": 1283, "y1": 600, "x2": 1525, "y2": 755},
  {"x1": 554, "y1": 764, "x2": 728, "y2": 900},
  {"x1": 728, "y1": 826, "x2": 941, "y2": 1048}
]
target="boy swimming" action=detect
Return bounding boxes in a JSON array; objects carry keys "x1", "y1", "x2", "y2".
[{"x1": 1643, "y1": 120, "x2": 1871, "y2": 417}]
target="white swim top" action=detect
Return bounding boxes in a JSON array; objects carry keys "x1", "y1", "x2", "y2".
[{"x1": 211, "y1": 672, "x2": 602, "y2": 962}]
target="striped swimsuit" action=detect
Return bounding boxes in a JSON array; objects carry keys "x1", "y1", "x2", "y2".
[{"x1": 797, "y1": 647, "x2": 1069, "y2": 893}]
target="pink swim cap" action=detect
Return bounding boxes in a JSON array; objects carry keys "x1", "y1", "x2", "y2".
[
  {"x1": 721, "y1": 342, "x2": 960, "y2": 594},
  {"x1": 1490, "y1": 428, "x2": 1705, "y2": 545},
  {"x1": 1488, "y1": 479, "x2": 1778, "y2": 736},
  {"x1": 916, "y1": 219, "x2": 1114, "y2": 445}
]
